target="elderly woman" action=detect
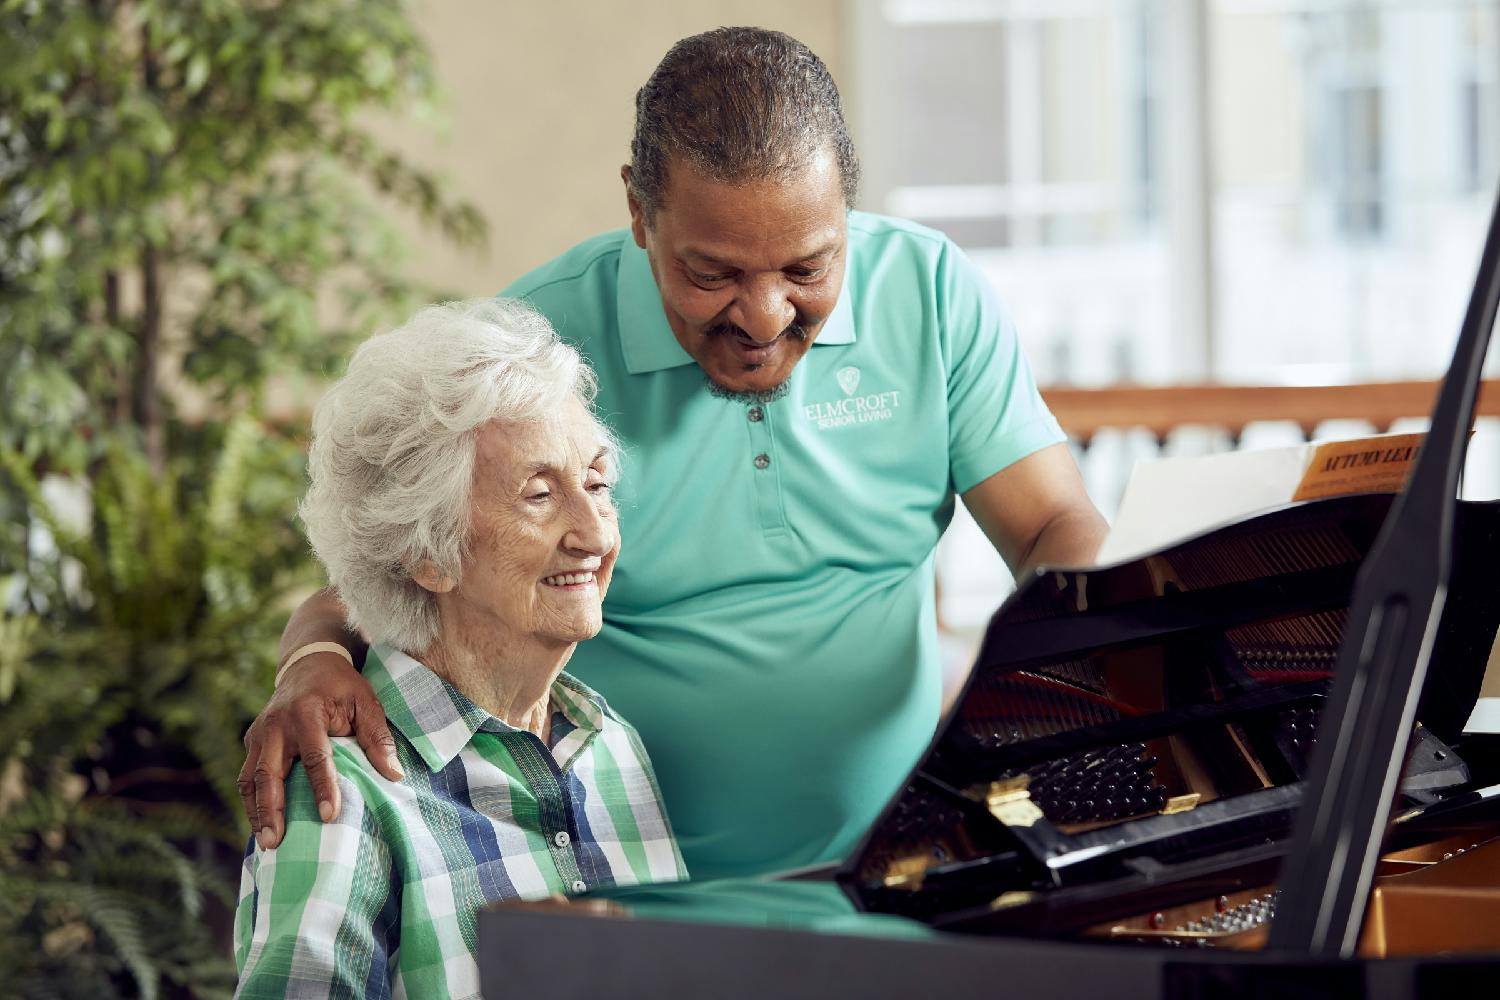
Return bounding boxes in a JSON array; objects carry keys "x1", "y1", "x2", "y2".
[{"x1": 233, "y1": 298, "x2": 684, "y2": 998}]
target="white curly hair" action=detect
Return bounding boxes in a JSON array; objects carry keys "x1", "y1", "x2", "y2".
[{"x1": 299, "y1": 297, "x2": 612, "y2": 652}]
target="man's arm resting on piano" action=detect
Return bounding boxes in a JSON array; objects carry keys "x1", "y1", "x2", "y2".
[
  {"x1": 962, "y1": 443, "x2": 1108, "y2": 578},
  {"x1": 238, "y1": 586, "x2": 399, "y2": 850}
]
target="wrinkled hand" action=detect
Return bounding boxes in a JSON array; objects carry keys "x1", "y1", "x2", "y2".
[
  {"x1": 524, "y1": 894, "x2": 628, "y2": 918},
  {"x1": 239, "y1": 651, "x2": 403, "y2": 849}
]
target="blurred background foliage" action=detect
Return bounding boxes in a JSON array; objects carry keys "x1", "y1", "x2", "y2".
[{"x1": 0, "y1": 0, "x2": 485, "y2": 995}]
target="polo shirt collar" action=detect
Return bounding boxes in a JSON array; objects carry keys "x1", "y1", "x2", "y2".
[
  {"x1": 367, "y1": 645, "x2": 604, "y2": 772},
  {"x1": 615, "y1": 232, "x2": 856, "y2": 376}
]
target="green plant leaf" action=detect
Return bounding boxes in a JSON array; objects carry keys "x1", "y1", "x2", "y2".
[{"x1": 185, "y1": 52, "x2": 209, "y2": 95}]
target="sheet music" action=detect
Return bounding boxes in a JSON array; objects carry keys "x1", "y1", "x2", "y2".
[{"x1": 1096, "y1": 432, "x2": 1423, "y2": 566}]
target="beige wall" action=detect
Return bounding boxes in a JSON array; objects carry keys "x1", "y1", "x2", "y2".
[{"x1": 369, "y1": 1, "x2": 846, "y2": 297}]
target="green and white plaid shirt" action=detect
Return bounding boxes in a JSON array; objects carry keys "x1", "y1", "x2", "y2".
[{"x1": 233, "y1": 645, "x2": 685, "y2": 999}]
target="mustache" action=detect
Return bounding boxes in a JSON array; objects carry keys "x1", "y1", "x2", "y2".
[{"x1": 705, "y1": 322, "x2": 810, "y2": 344}]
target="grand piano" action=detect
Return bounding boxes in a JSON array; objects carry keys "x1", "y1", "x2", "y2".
[{"x1": 477, "y1": 185, "x2": 1500, "y2": 998}]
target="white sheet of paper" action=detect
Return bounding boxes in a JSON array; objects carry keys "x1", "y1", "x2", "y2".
[
  {"x1": 1465, "y1": 700, "x2": 1500, "y2": 733},
  {"x1": 1096, "y1": 443, "x2": 1315, "y2": 565}
]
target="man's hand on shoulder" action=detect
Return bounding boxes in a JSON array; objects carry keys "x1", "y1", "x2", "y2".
[{"x1": 239, "y1": 590, "x2": 400, "y2": 849}]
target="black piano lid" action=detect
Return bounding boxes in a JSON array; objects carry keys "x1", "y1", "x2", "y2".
[
  {"x1": 832, "y1": 491, "x2": 1500, "y2": 927},
  {"x1": 831, "y1": 179, "x2": 1500, "y2": 955},
  {"x1": 1268, "y1": 177, "x2": 1500, "y2": 955}
]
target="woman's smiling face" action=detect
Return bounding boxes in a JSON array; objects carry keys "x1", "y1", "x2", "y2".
[{"x1": 437, "y1": 395, "x2": 620, "y2": 648}]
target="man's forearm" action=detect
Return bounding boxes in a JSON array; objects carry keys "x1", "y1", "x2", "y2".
[
  {"x1": 961, "y1": 444, "x2": 1108, "y2": 580},
  {"x1": 1015, "y1": 507, "x2": 1109, "y2": 578},
  {"x1": 279, "y1": 587, "x2": 368, "y2": 667}
]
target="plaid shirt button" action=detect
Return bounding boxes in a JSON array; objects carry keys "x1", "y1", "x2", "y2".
[
  {"x1": 572, "y1": 880, "x2": 587, "y2": 893},
  {"x1": 553, "y1": 830, "x2": 571, "y2": 848}
]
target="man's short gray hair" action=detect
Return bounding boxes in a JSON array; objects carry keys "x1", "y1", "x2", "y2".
[
  {"x1": 627, "y1": 26, "x2": 860, "y2": 221},
  {"x1": 300, "y1": 297, "x2": 606, "y2": 653}
]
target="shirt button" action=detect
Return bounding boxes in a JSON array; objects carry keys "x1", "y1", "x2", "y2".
[
  {"x1": 747, "y1": 405, "x2": 764, "y2": 422},
  {"x1": 553, "y1": 830, "x2": 571, "y2": 848},
  {"x1": 572, "y1": 879, "x2": 587, "y2": 893},
  {"x1": 753, "y1": 453, "x2": 771, "y2": 470}
]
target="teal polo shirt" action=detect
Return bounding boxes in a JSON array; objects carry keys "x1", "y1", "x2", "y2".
[{"x1": 503, "y1": 211, "x2": 1063, "y2": 880}]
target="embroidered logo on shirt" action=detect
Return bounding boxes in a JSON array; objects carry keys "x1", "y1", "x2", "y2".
[{"x1": 803, "y1": 366, "x2": 902, "y2": 431}]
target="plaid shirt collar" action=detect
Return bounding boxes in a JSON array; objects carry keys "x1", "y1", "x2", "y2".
[{"x1": 367, "y1": 645, "x2": 607, "y2": 772}]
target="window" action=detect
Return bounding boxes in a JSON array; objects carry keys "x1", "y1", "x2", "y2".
[{"x1": 848, "y1": 0, "x2": 1500, "y2": 645}]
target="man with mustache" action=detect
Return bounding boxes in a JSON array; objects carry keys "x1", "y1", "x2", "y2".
[{"x1": 240, "y1": 26, "x2": 1108, "y2": 882}]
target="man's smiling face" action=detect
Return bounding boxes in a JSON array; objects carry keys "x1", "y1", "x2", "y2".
[{"x1": 626, "y1": 148, "x2": 848, "y2": 399}]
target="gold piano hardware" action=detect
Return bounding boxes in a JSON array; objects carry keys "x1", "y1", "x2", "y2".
[
  {"x1": 985, "y1": 776, "x2": 1045, "y2": 828},
  {"x1": 990, "y1": 891, "x2": 1037, "y2": 912},
  {"x1": 1161, "y1": 793, "x2": 1202, "y2": 816},
  {"x1": 881, "y1": 855, "x2": 932, "y2": 891}
]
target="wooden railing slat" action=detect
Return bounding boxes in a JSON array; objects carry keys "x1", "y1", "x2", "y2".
[{"x1": 1039, "y1": 379, "x2": 1500, "y2": 442}]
